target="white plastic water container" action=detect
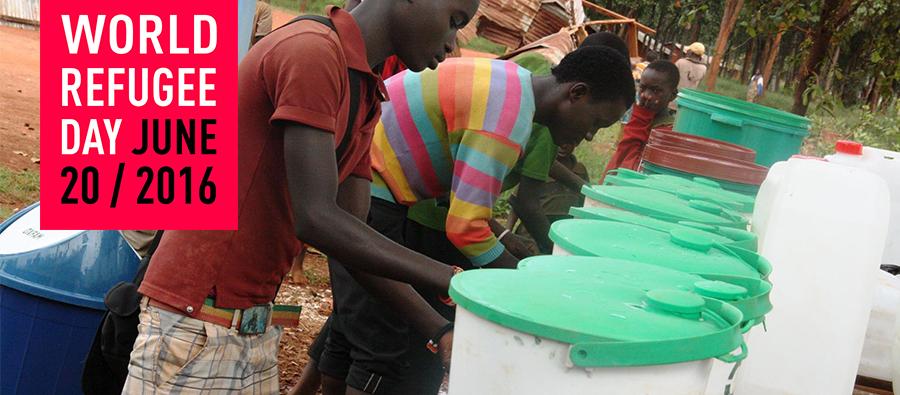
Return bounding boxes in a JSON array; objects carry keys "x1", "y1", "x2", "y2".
[
  {"x1": 858, "y1": 270, "x2": 900, "y2": 381},
  {"x1": 749, "y1": 160, "x2": 788, "y2": 246},
  {"x1": 447, "y1": 269, "x2": 746, "y2": 395},
  {"x1": 825, "y1": 140, "x2": 900, "y2": 266},
  {"x1": 894, "y1": 311, "x2": 900, "y2": 393},
  {"x1": 733, "y1": 158, "x2": 890, "y2": 395}
]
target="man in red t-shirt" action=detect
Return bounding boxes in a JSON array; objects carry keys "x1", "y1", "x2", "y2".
[
  {"x1": 124, "y1": 1, "x2": 480, "y2": 392},
  {"x1": 602, "y1": 60, "x2": 680, "y2": 180}
]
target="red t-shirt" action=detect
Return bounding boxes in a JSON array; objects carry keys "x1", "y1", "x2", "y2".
[
  {"x1": 601, "y1": 104, "x2": 673, "y2": 182},
  {"x1": 140, "y1": 7, "x2": 386, "y2": 314}
]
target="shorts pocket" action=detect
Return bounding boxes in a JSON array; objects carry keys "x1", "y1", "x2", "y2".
[{"x1": 153, "y1": 310, "x2": 210, "y2": 386}]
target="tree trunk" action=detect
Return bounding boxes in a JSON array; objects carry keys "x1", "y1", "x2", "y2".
[
  {"x1": 760, "y1": 28, "x2": 784, "y2": 98},
  {"x1": 706, "y1": 0, "x2": 745, "y2": 92},
  {"x1": 823, "y1": 46, "x2": 841, "y2": 92},
  {"x1": 866, "y1": 74, "x2": 880, "y2": 109},
  {"x1": 791, "y1": 0, "x2": 860, "y2": 115},
  {"x1": 740, "y1": 38, "x2": 755, "y2": 83},
  {"x1": 688, "y1": 10, "x2": 703, "y2": 44},
  {"x1": 756, "y1": 35, "x2": 771, "y2": 74}
]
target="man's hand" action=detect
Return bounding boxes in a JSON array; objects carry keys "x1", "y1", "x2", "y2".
[
  {"x1": 439, "y1": 330, "x2": 454, "y2": 371},
  {"x1": 501, "y1": 232, "x2": 539, "y2": 259},
  {"x1": 637, "y1": 96, "x2": 666, "y2": 115}
]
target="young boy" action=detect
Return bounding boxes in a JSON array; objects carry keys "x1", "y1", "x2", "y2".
[
  {"x1": 123, "y1": 1, "x2": 479, "y2": 393},
  {"x1": 502, "y1": 31, "x2": 630, "y2": 253},
  {"x1": 316, "y1": 46, "x2": 634, "y2": 395},
  {"x1": 602, "y1": 60, "x2": 680, "y2": 179}
]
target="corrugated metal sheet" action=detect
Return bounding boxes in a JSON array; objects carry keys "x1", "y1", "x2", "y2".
[
  {"x1": 459, "y1": 0, "x2": 584, "y2": 53},
  {"x1": 0, "y1": 0, "x2": 41, "y2": 29}
]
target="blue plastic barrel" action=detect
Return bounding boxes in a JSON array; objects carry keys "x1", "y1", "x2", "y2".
[{"x1": 0, "y1": 203, "x2": 141, "y2": 394}]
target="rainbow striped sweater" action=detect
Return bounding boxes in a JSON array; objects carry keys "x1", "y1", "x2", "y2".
[{"x1": 370, "y1": 58, "x2": 536, "y2": 266}]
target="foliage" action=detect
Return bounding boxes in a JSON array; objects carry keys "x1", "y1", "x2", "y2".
[
  {"x1": 462, "y1": 36, "x2": 509, "y2": 56},
  {"x1": 0, "y1": 168, "x2": 39, "y2": 221},
  {"x1": 270, "y1": 0, "x2": 344, "y2": 15},
  {"x1": 806, "y1": 102, "x2": 900, "y2": 155}
]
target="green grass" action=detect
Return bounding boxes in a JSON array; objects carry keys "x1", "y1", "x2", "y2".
[
  {"x1": 462, "y1": 36, "x2": 508, "y2": 56},
  {"x1": 270, "y1": 0, "x2": 343, "y2": 15},
  {"x1": 575, "y1": 123, "x2": 622, "y2": 185},
  {"x1": 0, "y1": 167, "x2": 39, "y2": 221},
  {"x1": 707, "y1": 77, "x2": 795, "y2": 113}
]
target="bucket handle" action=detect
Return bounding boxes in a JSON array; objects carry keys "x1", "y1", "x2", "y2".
[
  {"x1": 739, "y1": 318, "x2": 757, "y2": 334},
  {"x1": 568, "y1": 299, "x2": 744, "y2": 368},
  {"x1": 716, "y1": 341, "x2": 748, "y2": 363},
  {"x1": 711, "y1": 113, "x2": 745, "y2": 128}
]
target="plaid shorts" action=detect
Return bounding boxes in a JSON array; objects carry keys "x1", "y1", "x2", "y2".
[{"x1": 122, "y1": 298, "x2": 283, "y2": 394}]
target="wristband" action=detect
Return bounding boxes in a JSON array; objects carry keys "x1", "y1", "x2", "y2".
[
  {"x1": 426, "y1": 322, "x2": 454, "y2": 354},
  {"x1": 498, "y1": 229, "x2": 511, "y2": 241},
  {"x1": 439, "y1": 266, "x2": 464, "y2": 307}
]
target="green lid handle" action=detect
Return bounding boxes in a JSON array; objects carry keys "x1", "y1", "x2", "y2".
[
  {"x1": 710, "y1": 112, "x2": 745, "y2": 127},
  {"x1": 677, "y1": 221, "x2": 719, "y2": 233},
  {"x1": 740, "y1": 318, "x2": 758, "y2": 334},
  {"x1": 568, "y1": 299, "x2": 744, "y2": 367},
  {"x1": 608, "y1": 168, "x2": 646, "y2": 179},
  {"x1": 717, "y1": 245, "x2": 774, "y2": 278},
  {"x1": 692, "y1": 177, "x2": 722, "y2": 189},
  {"x1": 716, "y1": 341, "x2": 748, "y2": 364},
  {"x1": 688, "y1": 200, "x2": 724, "y2": 215}
]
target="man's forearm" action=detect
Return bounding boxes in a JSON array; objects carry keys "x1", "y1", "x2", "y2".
[
  {"x1": 347, "y1": 269, "x2": 450, "y2": 338},
  {"x1": 285, "y1": 126, "x2": 455, "y2": 293},
  {"x1": 550, "y1": 160, "x2": 589, "y2": 193},
  {"x1": 509, "y1": 188, "x2": 553, "y2": 254},
  {"x1": 334, "y1": 175, "x2": 450, "y2": 338}
]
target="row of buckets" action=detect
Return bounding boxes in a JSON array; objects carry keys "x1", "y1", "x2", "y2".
[
  {"x1": 0, "y1": 89, "x2": 896, "y2": 394},
  {"x1": 446, "y1": 92, "x2": 900, "y2": 394}
]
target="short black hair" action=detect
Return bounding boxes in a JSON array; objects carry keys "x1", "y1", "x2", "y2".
[
  {"x1": 552, "y1": 45, "x2": 635, "y2": 107},
  {"x1": 580, "y1": 32, "x2": 630, "y2": 61},
  {"x1": 645, "y1": 60, "x2": 680, "y2": 90}
]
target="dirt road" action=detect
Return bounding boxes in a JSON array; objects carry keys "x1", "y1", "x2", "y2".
[{"x1": 0, "y1": 26, "x2": 40, "y2": 171}]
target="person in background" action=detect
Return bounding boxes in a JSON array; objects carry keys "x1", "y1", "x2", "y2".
[
  {"x1": 602, "y1": 60, "x2": 680, "y2": 180},
  {"x1": 747, "y1": 70, "x2": 764, "y2": 103},
  {"x1": 124, "y1": 0, "x2": 480, "y2": 392},
  {"x1": 675, "y1": 42, "x2": 707, "y2": 90},
  {"x1": 250, "y1": 0, "x2": 272, "y2": 47},
  {"x1": 633, "y1": 50, "x2": 659, "y2": 82},
  {"x1": 313, "y1": 47, "x2": 634, "y2": 395}
]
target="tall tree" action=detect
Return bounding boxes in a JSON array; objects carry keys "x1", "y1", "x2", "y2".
[
  {"x1": 790, "y1": 0, "x2": 862, "y2": 115},
  {"x1": 706, "y1": 0, "x2": 745, "y2": 91},
  {"x1": 760, "y1": 27, "x2": 785, "y2": 97}
]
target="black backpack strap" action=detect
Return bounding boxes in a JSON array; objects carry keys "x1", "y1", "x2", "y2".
[
  {"x1": 275, "y1": 14, "x2": 362, "y2": 161},
  {"x1": 338, "y1": 70, "x2": 363, "y2": 159}
]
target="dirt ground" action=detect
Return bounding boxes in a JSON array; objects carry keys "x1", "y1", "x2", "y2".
[
  {"x1": 275, "y1": 253, "x2": 333, "y2": 394},
  {"x1": 0, "y1": 26, "x2": 41, "y2": 171}
]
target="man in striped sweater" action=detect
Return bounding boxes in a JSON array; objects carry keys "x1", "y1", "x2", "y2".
[{"x1": 315, "y1": 46, "x2": 634, "y2": 394}]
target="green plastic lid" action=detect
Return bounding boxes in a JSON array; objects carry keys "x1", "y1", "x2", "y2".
[
  {"x1": 517, "y1": 256, "x2": 771, "y2": 323},
  {"x1": 549, "y1": 219, "x2": 771, "y2": 280},
  {"x1": 678, "y1": 88, "x2": 811, "y2": 132},
  {"x1": 569, "y1": 207, "x2": 728, "y2": 243},
  {"x1": 568, "y1": 206, "x2": 758, "y2": 252},
  {"x1": 581, "y1": 185, "x2": 748, "y2": 228},
  {"x1": 604, "y1": 170, "x2": 755, "y2": 213},
  {"x1": 450, "y1": 269, "x2": 746, "y2": 367}
]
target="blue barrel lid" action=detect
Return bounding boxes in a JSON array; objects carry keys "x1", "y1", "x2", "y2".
[{"x1": 0, "y1": 203, "x2": 141, "y2": 310}]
